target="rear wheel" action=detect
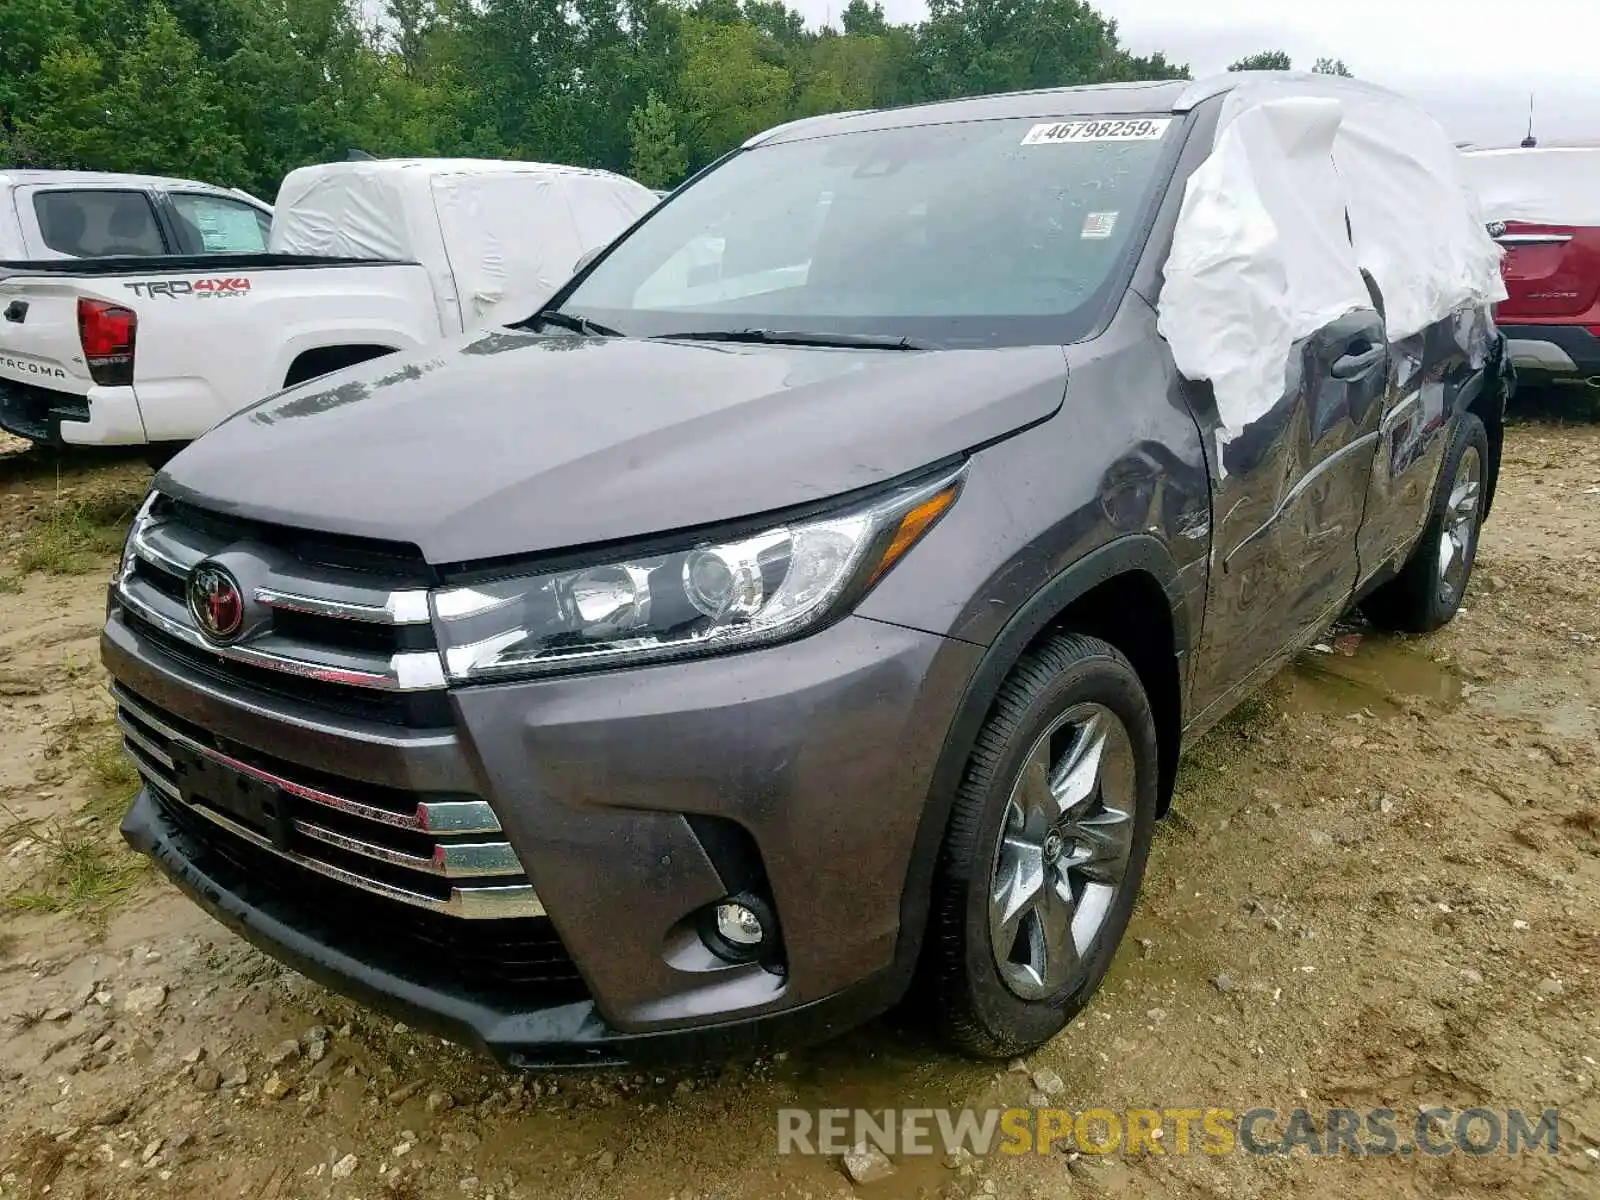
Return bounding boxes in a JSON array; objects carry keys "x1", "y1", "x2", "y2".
[
  {"x1": 1363, "y1": 412, "x2": 1488, "y2": 633},
  {"x1": 928, "y1": 633, "x2": 1159, "y2": 1059}
]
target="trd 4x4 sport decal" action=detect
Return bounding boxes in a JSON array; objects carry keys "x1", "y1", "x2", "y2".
[{"x1": 124, "y1": 278, "x2": 252, "y2": 299}]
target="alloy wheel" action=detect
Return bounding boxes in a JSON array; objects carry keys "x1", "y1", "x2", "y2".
[
  {"x1": 987, "y1": 702, "x2": 1137, "y2": 1001},
  {"x1": 1437, "y1": 445, "x2": 1483, "y2": 607}
]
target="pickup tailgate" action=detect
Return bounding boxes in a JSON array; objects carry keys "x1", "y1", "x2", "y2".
[
  {"x1": 0, "y1": 276, "x2": 108, "y2": 442},
  {"x1": 0, "y1": 276, "x2": 96, "y2": 395}
]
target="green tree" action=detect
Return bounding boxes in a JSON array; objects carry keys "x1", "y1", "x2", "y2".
[
  {"x1": 679, "y1": 15, "x2": 792, "y2": 164},
  {"x1": 1228, "y1": 49, "x2": 1292, "y2": 71},
  {"x1": 741, "y1": 0, "x2": 805, "y2": 45},
  {"x1": 839, "y1": 0, "x2": 887, "y2": 36},
  {"x1": 793, "y1": 27, "x2": 888, "y2": 116},
  {"x1": 1312, "y1": 56, "x2": 1352, "y2": 76},
  {"x1": 0, "y1": 0, "x2": 1196, "y2": 202},
  {"x1": 917, "y1": 0, "x2": 1184, "y2": 102},
  {"x1": 10, "y1": 42, "x2": 108, "y2": 168},
  {"x1": 1, "y1": 0, "x2": 82, "y2": 122},
  {"x1": 628, "y1": 92, "x2": 687, "y2": 187},
  {"x1": 18, "y1": 3, "x2": 247, "y2": 184}
]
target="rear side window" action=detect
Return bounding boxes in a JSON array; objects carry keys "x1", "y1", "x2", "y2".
[
  {"x1": 170, "y1": 193, "x2": 271, "y2": 253},
  {"x1": 33, "y1": 190, "x2": 165, "y2": 257}
]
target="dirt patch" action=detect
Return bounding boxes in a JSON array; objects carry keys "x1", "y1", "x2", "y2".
[{"x1": 1, "y1": 423, "x2": 1597, "y2": 1200}]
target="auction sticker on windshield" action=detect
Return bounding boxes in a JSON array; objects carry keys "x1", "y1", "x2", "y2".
[{"x1": 1021, "y1": 118, "x2": 1171, "y2": 145}]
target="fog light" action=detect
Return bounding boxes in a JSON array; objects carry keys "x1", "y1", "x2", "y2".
[
  {"x1": 715, "y1": 901, "x2": 765, "y2": 947},
  {"x1": 698, "y1": 891, "x2": 782, "y2": 968}
]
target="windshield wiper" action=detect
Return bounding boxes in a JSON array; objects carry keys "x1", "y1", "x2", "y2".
[
  {"x1": 522, "y1": 309, "x2": 623, "y2": 338},
  {"x1": 651, "y1": 328, "x2": 935, "y2": 351}
]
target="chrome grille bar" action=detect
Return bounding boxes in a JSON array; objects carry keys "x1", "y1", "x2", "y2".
[
  {"x1": 115, "y1": 687, "x2": 502, "y2": 837},
  {"x1": 294, "y1": 821, "x2": 525, "y2": 878},
  {"x1": 131, "y1": 525, "x2": 201, "y2": 578},
  {"x1": 118, "y1": 702, "x2": 544, "y2": 919},
  {"x1": 115, "y1": 574, "x2": 447, "y2": 692},
  {"x1": 148, "y1": 778, "x2": 545, "y2": 918},
  {"x1": 123, "y1": 738, "x2": 181, "y2": 800},
  {"x1": 253, "y1": 587, "x2": 431, "y2": 626},
  {"x1": 117, "y1": 712, "x2": 174, "y2": 770},
  {"x1": 118, "y1": 498, "x2": 444, "y2": 698}
]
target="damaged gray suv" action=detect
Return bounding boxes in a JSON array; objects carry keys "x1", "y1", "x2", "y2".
[{"x1": 107, "y1": 74, "x2": 1513, "y2": 1065}]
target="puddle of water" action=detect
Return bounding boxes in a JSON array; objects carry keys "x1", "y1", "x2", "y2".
[
  {"x1": 1280, "y1": 635, "x2": 1463, "y2": 717},
  {"x1": 1475, "y1": 677, "x2": 1599, "y2": 738}
]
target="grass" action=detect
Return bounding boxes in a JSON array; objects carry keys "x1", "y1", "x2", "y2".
[
  {"x1": 13, "y1": 486, "x2": 144, "y2": 576},
  {"x1": 0, "y1": 574, "x2": 20, "y2": 595},
  {"x1": 45, "y1": 703, "x2": 141, "y2": 821},
  {"x1": 4, "y1": 823, "x2": 146, "y2": 916},
  {"x1": 10, "y1": 486, "x2": 145, "y2": 579},
  {"x1": 2, "y1": 704, "x2": 147, "y2": 919}
]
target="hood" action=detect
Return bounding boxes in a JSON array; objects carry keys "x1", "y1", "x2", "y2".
[{"x1": 160, "y1": 330, "x2": 1067, "y2": 565}]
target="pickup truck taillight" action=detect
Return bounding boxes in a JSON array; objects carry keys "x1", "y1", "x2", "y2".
[{"x1": 77, "y1": 298, "x2": 137, "y2": 386}]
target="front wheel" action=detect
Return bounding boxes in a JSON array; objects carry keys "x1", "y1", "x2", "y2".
[
  {"x1": 928, "y1": 633, "x2": 1159, "y2": 1059},
  {"x1": 1363, "y1": 412, "x2": 1488, "y2": 633}
]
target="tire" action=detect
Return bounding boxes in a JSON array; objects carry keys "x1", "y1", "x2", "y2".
[
  {"x1": 929, "y1": 633, "x2": 1159, "y2": 1059},
  {"x1": 1362, "y1": 412, "x2": 1489, "y2": 634}
]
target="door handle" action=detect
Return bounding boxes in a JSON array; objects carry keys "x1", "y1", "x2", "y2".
[
  {"x1": 3, "y1": 300, "x2": 26, "y2": 324},
  {"x1": 1331, "y1": 345, "x2": 1384, "y2": 380}
]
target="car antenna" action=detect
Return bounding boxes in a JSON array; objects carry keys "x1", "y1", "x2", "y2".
[
  {"x1": 347, "y1": 148, "x2": 377, "y2": 161},
  {"x1": 1520, "y1": 93, "x2": 1537, "y2": 149}
]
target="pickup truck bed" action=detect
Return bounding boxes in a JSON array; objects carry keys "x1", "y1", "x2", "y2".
[
  {"x1": 0, "y1": 253, "x2": 390, "y2": 275},
  {"x1": 0, "y1": 253, "x2": 435, "y2": 447}
]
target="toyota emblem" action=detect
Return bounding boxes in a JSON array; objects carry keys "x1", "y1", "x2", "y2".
[{"x1": 187, "y1": 562, "x2": 245, "y2": 642}]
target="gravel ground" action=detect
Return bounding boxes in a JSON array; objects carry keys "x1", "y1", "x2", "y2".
[{"x1": 1, "y1": 419, "x2": 1597, "y2": 1200}]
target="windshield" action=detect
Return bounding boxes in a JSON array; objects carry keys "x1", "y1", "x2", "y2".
[{"x1": 560, "y1": 114, "x2": 1179, "y2": 348}]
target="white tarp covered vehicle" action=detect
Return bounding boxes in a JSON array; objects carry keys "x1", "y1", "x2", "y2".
[
  {"x1": 1463, "y1": 146, "x2": 1600, "y2": 227},
  {"x1": 271, "y1": 159, "x2": 660, "y2": 330},
  {"x1": 0, "y1": 158, "x2": 658, "y2": 449},
  {"x1": 1157, "y1": 74, "x2": 1507, "y2": 445}
]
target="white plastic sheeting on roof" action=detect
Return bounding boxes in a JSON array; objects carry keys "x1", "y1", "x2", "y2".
[
  {"x1": 269, "y1": 159, "x2": 658, "y2": 333},
  {"x1": 1464, "y1": 147, "x2": 1600, "y2": 228},
  {"x1": 1157, "y1": 97, "x2": 1371, "y2": 438},
  {"x1": 430, "y1": 168, "x2": 657, "y2": 328},
  {"x1": 1158, "y1": 77, "x2": 1505, "y2": 441}
]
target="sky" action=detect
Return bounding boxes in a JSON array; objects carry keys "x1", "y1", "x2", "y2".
[{"x1": 792, "y1": 0, "x2": 1600, "y2": 147}]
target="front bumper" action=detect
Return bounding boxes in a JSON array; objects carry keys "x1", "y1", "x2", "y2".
[
  {"x1": 107, "y1": 610, "x2": 981, "y2": 1063},
  {"x1": 122, "y1": 787, "x2": 905, "y2": 1066}
]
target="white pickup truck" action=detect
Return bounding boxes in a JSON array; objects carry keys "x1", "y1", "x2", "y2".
[
  {"x1": 0, "y1": 159, "x2": 658, "y2": 451},
  {"x1": 0, "y1": 169, "x2": 274, "y2": 261}
]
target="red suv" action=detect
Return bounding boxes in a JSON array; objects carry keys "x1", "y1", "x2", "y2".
[{"x1": 1465, "y1": 147, "x2": 1600, "y2": 391}]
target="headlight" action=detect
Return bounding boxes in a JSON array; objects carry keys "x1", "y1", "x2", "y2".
[{"x1": 432, "y1": 465, "x2": 964, "y2": 681}]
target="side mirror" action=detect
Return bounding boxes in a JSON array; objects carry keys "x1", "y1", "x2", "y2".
[{"x1": 573, "y1": 247, "x2": 604, "y2": 275}]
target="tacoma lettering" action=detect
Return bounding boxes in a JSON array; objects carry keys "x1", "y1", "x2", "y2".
[{"x1": 0, "y1": 354, "x2": 67, "y2": 379}]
